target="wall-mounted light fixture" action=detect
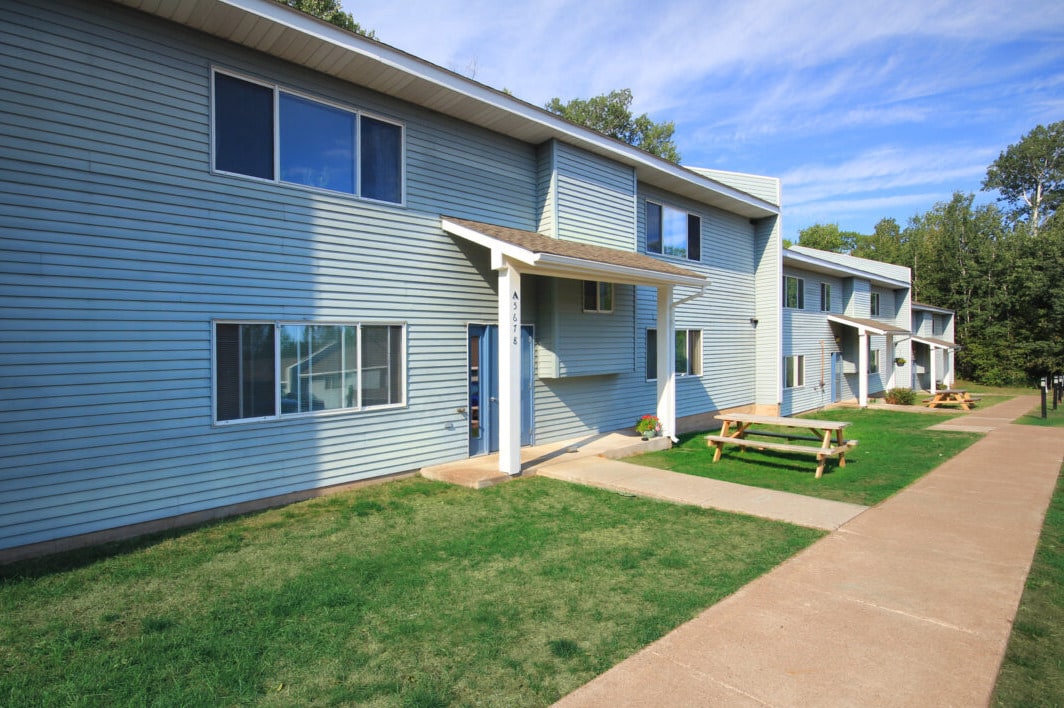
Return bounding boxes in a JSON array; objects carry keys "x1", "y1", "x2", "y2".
[{"x1": 749, "y1": 318, "x2": 759, "y2": 326}]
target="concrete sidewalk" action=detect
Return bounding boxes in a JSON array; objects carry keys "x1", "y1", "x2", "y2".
[{"x1": 554, "y1": 396, "x2": 1064, "y2": 707}]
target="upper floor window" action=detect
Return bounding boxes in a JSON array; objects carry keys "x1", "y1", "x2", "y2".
[
  {"x1": 215, "y1": 320, "x2": 405, "y2": 423},
  {"x1": 870, "y1": 292, "x2": 881, "y2": 317},
  {"x1": 931, "y1": 317, "x2": 941, "y2": 336},
  {"x1": 784, "y1": 276, "x2": 805, "y2": 309},
  {"x1": 582, "y1": 281, "x2": 614, "y2": 313},
  {"x1": 820, "y1": 282, "x2": 832, "y2": 312},
  {"x1": 646, "y1": 202, "x2": 701, "y2": 261},
  {"x1": 212, "y1": 70, "x2": 403, "y2": 204}
]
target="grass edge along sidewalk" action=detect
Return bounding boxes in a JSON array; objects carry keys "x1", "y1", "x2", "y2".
[
  {"x1": 0, "y1": 476, "x2": 822, "y2": 706},
  {"x1": 630, "y1": 407, "x2": 982, "y2": 506}
]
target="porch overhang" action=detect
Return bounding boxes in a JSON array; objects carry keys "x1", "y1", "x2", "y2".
[
  {"x1": 827, "y1": 314, "x2": 910, "y2": 337},
  {"x1": 912, "y1": 336, "x2": 957, "y2": 351},
  {"x1": 442, "y1": 216, "x2": 703, "y2": 476},
  {"x1": 441, "y1": 217, "x2": 707, "y2": 288}
]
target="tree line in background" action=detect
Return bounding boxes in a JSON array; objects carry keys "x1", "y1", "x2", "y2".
[{"x1": 795, "y1": 121, "x2": 1064, "y2": 386}]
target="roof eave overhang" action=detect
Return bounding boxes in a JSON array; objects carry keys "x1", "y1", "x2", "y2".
[
  {"x1": 109, "y1": 0, "x2": 779, "y2": 220},
  {"x1": 827, "y1": 315, "x2": 910, "y2": 337},
  {"x1": 912, "y1": 336, "x2": 958, "y2": 350},
  {"x1": 784, "y1": 250, "x2": 909, "y2": 289},
  {"x1": 441, "y1": 218, "x2": 706, "y2": 289}
]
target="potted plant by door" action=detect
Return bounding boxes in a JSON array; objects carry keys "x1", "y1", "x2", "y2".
[{"x1": 636, "y1": 414, "x2": 662, "y2": 440}]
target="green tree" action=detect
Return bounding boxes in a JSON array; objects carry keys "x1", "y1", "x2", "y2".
[
  {"x1": 795, "y1": 223, "x2": 862, "y2": 253},
  {"x1": 545, "y1": 89, "x2": 681, "y2": 163},
  {"x1": 982, "y1": 120, "x2": 1064, "y2": 236},
  {"x1": 275, "y1": 0, "x2": 376, "y2": 38}
]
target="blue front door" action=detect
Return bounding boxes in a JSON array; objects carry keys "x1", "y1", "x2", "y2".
[{"x1": 468, "y1": 324, "x2": 533, "y2": 456}]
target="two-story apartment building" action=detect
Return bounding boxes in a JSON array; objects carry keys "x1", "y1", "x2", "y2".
[
  {"x1": 911, "y1": 302, "x2": 957, "y2": 392},
  {"x1": 1, "y1": 0, "x2": 784, "y2": 557},
  {"x1": 780, "y1": 246, "x2": 915, "y2": 414}
]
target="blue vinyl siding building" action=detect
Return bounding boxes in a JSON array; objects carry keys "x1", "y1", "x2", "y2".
[{"x1": 0, "y1": 0, "x2": 785, "y2": 558}]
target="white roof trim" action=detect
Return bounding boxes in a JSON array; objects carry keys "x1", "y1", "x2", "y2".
[
  {"x1": 827, "y1": 315, "x2": 910, "y2": 337},
  {"x1": 441, "y1": 218, "x2": 707, "y2": 288},
  {"x1": 912, "y1": 336, "x2": 958, "y2": 350},
  {"x1": 784, "y1": 249, "x2": 909, "y2": 289},
  {"x1": 110, "y1": 0, "x2": 779, "y2": 219}
]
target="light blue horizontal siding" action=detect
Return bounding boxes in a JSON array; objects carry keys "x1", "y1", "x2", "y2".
[
  {"x1": 0, "y1": 0, "x2": 537, "y2": 550},
  {"x1": 554, "y1": 143, "x2": 636, "y2": 250}
]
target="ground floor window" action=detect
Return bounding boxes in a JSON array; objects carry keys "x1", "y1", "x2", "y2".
[
  {"x1": 214, "y1": 321, "x2": 405, "y2": 423},
  {"x1": 582, "y1": 281, "x2": 614, "y2": 313},
  {"x1": 869, "y1": 347, "x2": 880, "y2": 374},
  {"x1": 646, "y1": 328, "x2": 703, "y2": 380},
  {"x1": 784, "y1": 354, "x2": 805, "y2": 389}
]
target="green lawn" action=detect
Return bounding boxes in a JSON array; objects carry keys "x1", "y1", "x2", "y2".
[
  {"x1": 630, "y1": 408, "x2": 982, "y2": 506},
  {"x1": 0, "y1": 477, "x2": 822, "y2": 707},
  {"x1": 993, "y1": 465, "x2": 1064, "y2": 705},
  {"x1": 992, "y1": 397, "x2": 1064, "y2": 705}
]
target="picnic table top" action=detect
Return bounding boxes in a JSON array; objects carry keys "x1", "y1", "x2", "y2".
[
  {"x1": 713, "y1": 413, "x2": 851, "y2": 430},
  {"x1": 934, "y1": 389, "x2": 967, "y2": 395}
]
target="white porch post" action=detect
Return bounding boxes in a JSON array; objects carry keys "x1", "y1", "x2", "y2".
[
  {"x1": 946, "y1": 348, "x2": 955, "y2": 387},
  {"x1": 858, "y1": 330, "x2": 869, "y2": 407},
  {"x1": 496, "y1": 257, "x2": 522, "y2": 476},
  {"x1": 656, "y1": 286, "x2": 677, "y2": 440},
  {"x1": 886, "y1": 334, "x2": 896, "y2": 390},
  {"x1": 929, "y1": 349, "x2": 938, "y2": 395}
]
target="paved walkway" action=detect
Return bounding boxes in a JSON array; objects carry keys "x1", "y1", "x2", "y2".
[{"x1": 553, "y1": 395, "x2": 1064, "y2": 707}]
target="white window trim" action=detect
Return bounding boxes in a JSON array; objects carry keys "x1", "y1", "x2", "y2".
[
  {"x1": 784, "y1": 354, "x2": 805, "y2": 389},
  {"x1": 784, "y1": 276, "x2": 805, "y2": 309},
  {"x1": 210, "y1": 66, "x2": 407, "y2": 206},
  {"x1": 582, "y1": 281, "x2": 615, "y2": 314},
  {"x1": 645, "y1": 200, "x2": 701, "y2": 262},
  {"x1": 870, "y1": 292, "x2": 881, "y2": 317},
  {"x1": 645, "y1": 327, "x2": 704, "y2": 381},
  {"x1": 212, "y1": 319, "x2": 408, "y2": 426},
  {"x1": 820, "y1": 282, "x2": 832, "y2": 312}
]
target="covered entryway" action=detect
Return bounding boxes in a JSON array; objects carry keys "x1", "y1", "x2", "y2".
[
  {"x1": 442, "y1": 216, "x2": 707, "y2": 476},
  {"x1": 826, "y1": 314, "x2": 911, "y2": 407},
  {"x1": 912, "y1": 336, "x2": 957, "y2": 393}
]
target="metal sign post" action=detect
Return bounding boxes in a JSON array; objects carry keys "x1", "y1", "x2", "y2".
[{"x1": 1041, "y1": 376, "x2": 1048, "y2": 419}]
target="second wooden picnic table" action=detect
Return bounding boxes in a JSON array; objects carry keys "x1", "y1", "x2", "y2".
[
  {"x1": 706, "y1": 413, "x2": 856, "y2": 479},
  {"x1": 924, "y1": 389, "x2": 980, "y2": 411}
]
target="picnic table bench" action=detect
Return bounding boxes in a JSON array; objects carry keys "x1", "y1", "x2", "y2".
[
  {"x1": 705, "y1": 413, "x2": 857, "y2": 479},
  {"x1": 923, "y1": 389, "x2": 981, "y2": 411}
]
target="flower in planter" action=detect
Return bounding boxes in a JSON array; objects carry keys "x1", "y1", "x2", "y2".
[
  {"x1": 894, "y1": 357, "x2": 907, "y2": 366},
  {"x1": 636, "y1": 414, "x2": 662, "y2": 436}
]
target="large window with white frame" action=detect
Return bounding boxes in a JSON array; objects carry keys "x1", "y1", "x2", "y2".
[
  {"x1": 870, "y1": 292, "x2": 881, "y2": 317},
  {"x1": 645, "y1": 328, "x2": 703, "y2": 380},
  {"x1": 784, "y1": 276, "x2": 805, "y2": 309},
  {"x1": 212, "y1": 69, "x2": 404, "y2": 204},
  {"x1": 646, "y1": 201, "x2": 701, "y2": 261},
  {"x1": 214, "y1": 321, "x2": 405, "y2": 423},
  {"x1": 784, "y1": 354, "x2": 805, "y2": 389}
]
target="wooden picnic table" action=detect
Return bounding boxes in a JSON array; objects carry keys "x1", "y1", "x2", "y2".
[
  {"x1": 924, "y1": 389, "x2": 981, "y2": 411},
  {"x1": 705, "y1": 413, "x2": 857, "y2": 479}
]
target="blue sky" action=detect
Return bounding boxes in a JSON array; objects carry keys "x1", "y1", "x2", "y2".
[{"x1": 348, "y1": 0, "x2": 1064, "y2": 243}]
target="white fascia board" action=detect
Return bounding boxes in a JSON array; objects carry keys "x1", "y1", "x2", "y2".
[
  {"x1": 784, "y1": 250, "x2": 909, "y2": 290},
  {"x1": 912, "y1": 302, "x2": 954, "y2": 315},
  {"x1": 827, "y1": 315, "x2": 892, "y2": 337},
  {"x1": 124, "y1": 0, "x2": 778, "y2": 219},
  {"x1": 912, "y1": 336, "x2": 957, "y2": 350},
  {"x1": 440, "y1": 219, "x2": 538, "y2": 267},
  {"x1": 532, "y1": 253, "x2": 708, "y2": 288}
]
